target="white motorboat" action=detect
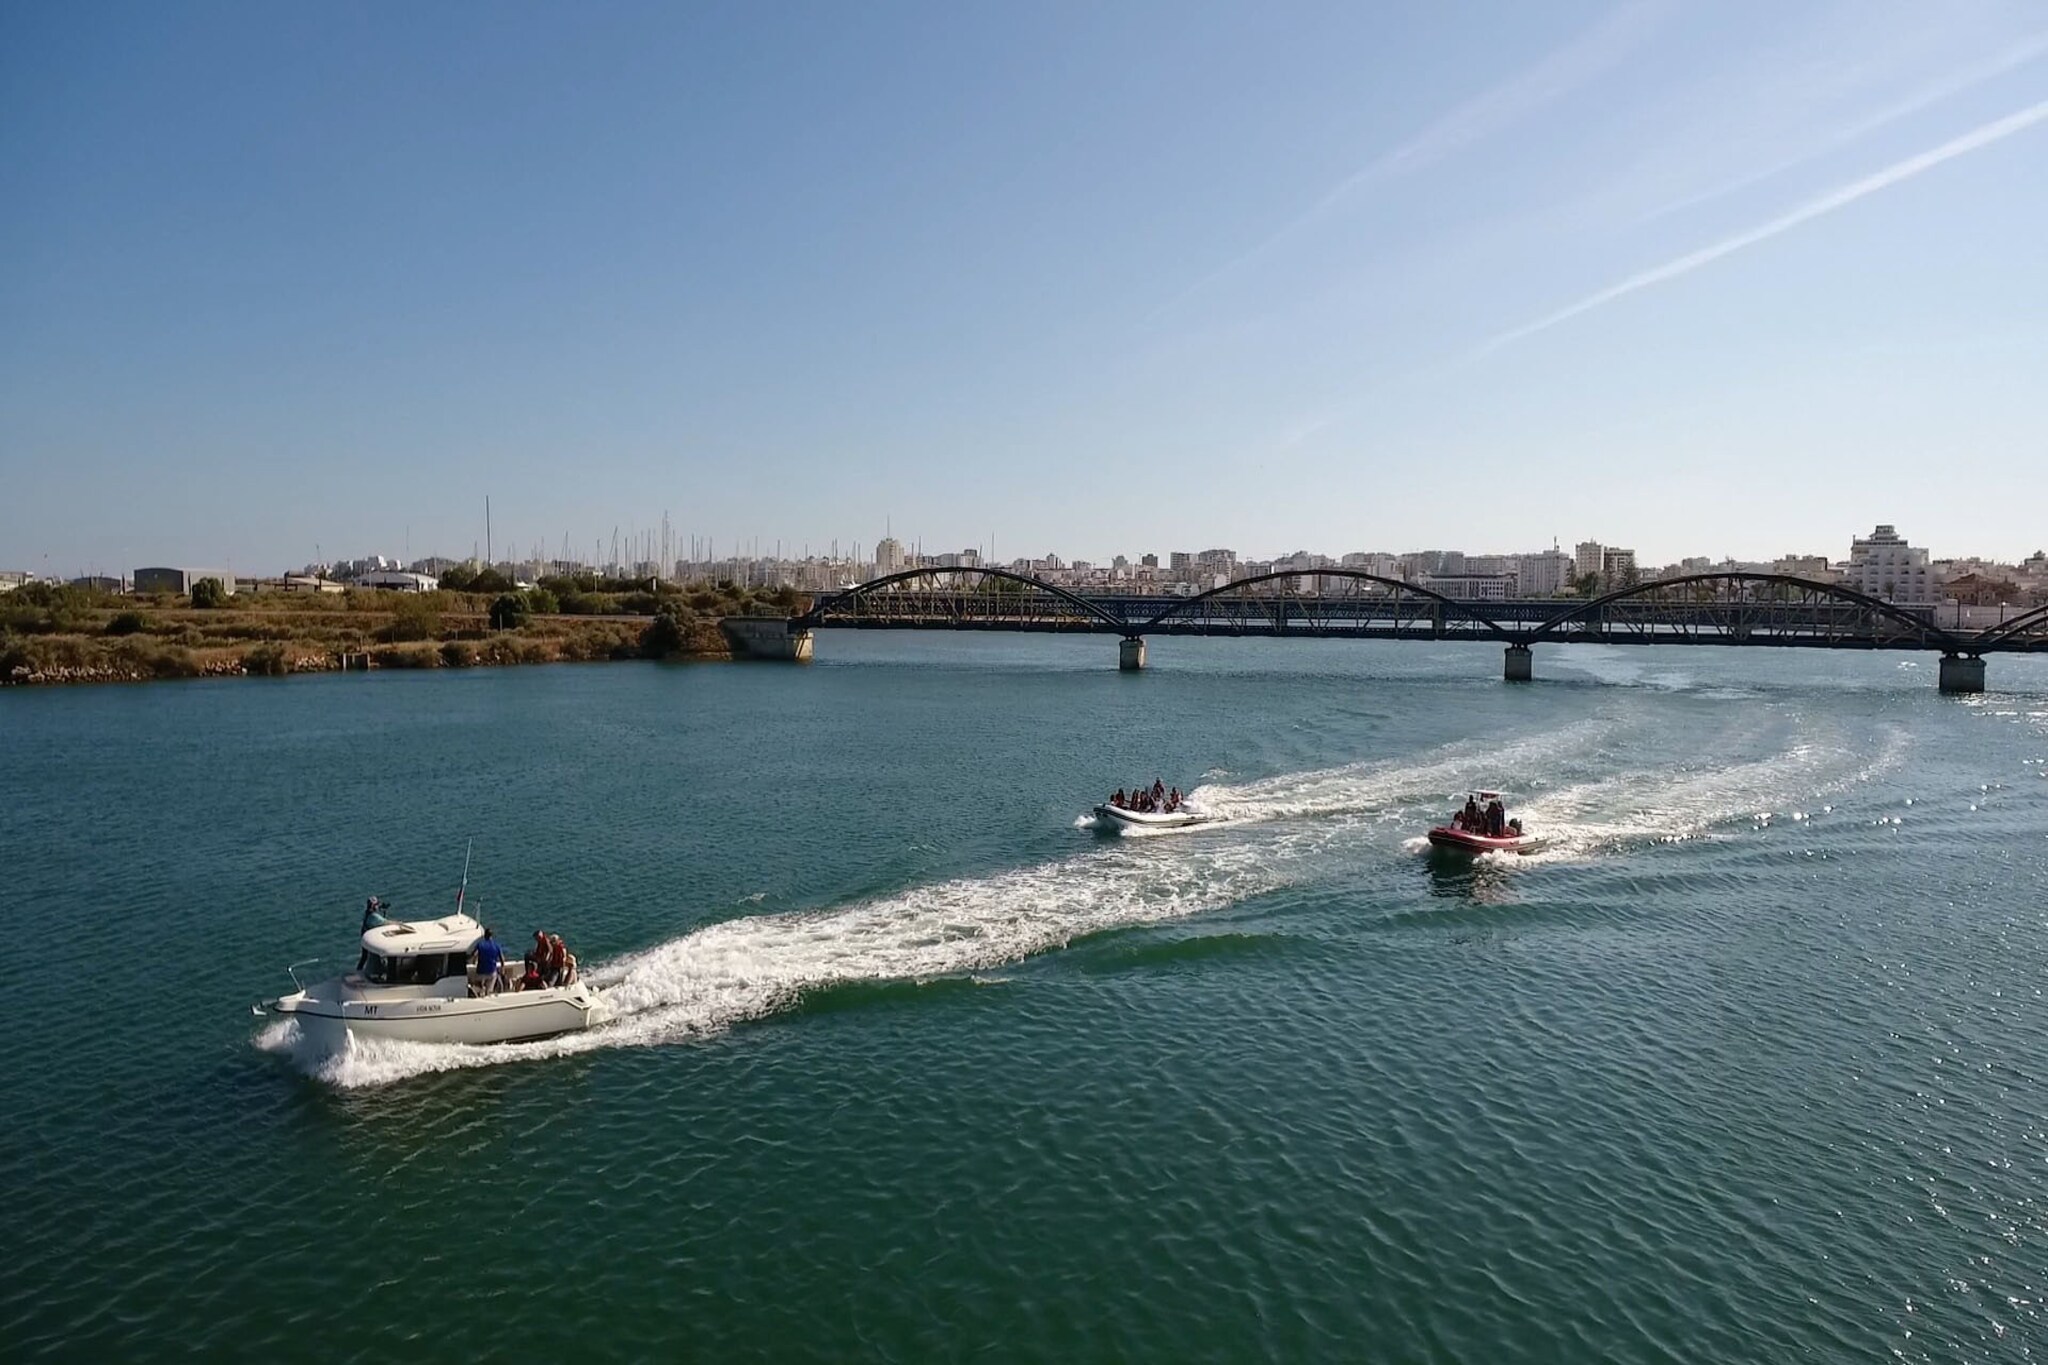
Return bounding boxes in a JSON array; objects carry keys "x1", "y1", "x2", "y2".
[
  {"x1": 258, "y1": 911, "x2": 597, "y2": 1048},
  {"x1": 1091, "y1": 802, "x2": 1212, "y2": 830}
]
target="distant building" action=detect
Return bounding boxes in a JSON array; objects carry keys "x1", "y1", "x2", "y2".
[
  {"x1": 355, "y1": 570, "x2": 439, "y2": 592},
  {"x1": 1772, "y1": 554, "x2": 1834, "y2": 581},
  {"x1": 1423, "y1": 572, "x2": 1516, "y2": 600},
  {"x1": 67, "y1": 576, "x2": 127, "y2": 593},
  {"x1": 874, "y1": 537, "x2": 906, "y2": 574},
  {"x1": 1842, "y1": 524, "x2": 1938, "y2": 604},
  {"x1": 1515, "y1": 550, "x2": 1571, "y2": 597},
  {"x1": 1574, "y1": 541, "x2": 1604, "y2": 581},
  {"x1": 1139, "y1": 553, "x2": 1158, "y2": 569},
  {"x1": 0, "y1": 571, "x2": 31, "y2": 593},
  {"x1": 1600, "y1": 548, "x2": 1638, "y2": 587},
  {"x1": 134, "y1": 567, "x2": 235, "y2": 596}
]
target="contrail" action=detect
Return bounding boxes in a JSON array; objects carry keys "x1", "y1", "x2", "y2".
[
  {"x1": 1478, "y1": 95, "x2": 2048, "y2": 356},
  {"x1": 1159, "y1": 1, "x2": 1668, "y2": 314}
]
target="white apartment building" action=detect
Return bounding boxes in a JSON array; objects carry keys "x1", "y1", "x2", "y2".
[
  {"x1": 1516, "y1": 550, "x2": 1571, "y2": 597},
  {"x1": 1842, "y1": 525, "x2": 1939, "y2": 604},
  {"x1": 874, "y1": 537, "x2": 906, "y2": 574}
]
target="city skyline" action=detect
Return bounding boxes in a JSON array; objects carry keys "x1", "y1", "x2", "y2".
[{"x1": 5, "y1": 3, "x2": 2047, "y2": 572}]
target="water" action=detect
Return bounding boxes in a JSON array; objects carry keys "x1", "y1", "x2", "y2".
[{"x1": 3, "y1": 636, "x2": 2046, "y2": 1362}]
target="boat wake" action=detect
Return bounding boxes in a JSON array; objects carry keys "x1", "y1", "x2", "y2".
[{"x1": 257, "y1": 710, "x2": 1908, "y2": 1087}]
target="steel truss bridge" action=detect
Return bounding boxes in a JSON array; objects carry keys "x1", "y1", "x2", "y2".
[{"x1": 777, "y1": 569, "x2": 2048, "y2": 691}]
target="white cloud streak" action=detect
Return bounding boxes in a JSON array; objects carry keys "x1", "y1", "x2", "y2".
[
  {"x1": 1642, "y1": 28, "x2": 2048, "y2": 222},
  {"x1": 1477, "y1": 96, "x2": 2048, "y2": 356},
  {"x1": 1163, "y1": 1, "x2": 1669, "y2": 311}
]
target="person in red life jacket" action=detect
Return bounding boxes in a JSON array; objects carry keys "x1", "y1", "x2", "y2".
[{"x1": 545, "y1": 934, "x2": 568, "y2": 987}]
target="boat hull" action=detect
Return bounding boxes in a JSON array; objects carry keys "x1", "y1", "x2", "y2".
[
  {"x1": 1426, "y1": 826, "x2": 1542, "y2": 855},
  {"x1": 274, "y1": 985, "x2": 597, "y2": 1047},
  {"x1": 1092, "y1": 804, "x2": 1209, "y2": 830}
]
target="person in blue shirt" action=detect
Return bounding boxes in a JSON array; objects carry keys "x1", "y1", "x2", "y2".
[
  {"x1": 472, "y1": 926, "x2": 505, "y2": 996},
  {"x1": 361, "y1": 896, "x2": 391, "y2": 934}
]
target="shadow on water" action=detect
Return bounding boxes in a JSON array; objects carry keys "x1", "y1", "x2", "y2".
[{"x1": 1421, "y1": 846, "x2": 1520, "y2": 906}]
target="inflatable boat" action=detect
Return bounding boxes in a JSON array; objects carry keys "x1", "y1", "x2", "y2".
[
  {"x1": 1425, "y1": 825, "x2": 1543, "y2": 854},
  {"x1": 1427, "y1": 790, "x2": 1541, "y2": 854},
  {"x1": 1091, "y1": 803, "x2": 1211, "y2": 831}
]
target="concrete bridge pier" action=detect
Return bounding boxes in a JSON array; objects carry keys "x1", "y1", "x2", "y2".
[
  {"x1": 1504, "y1": 644, "x2": 1533, "y2": 682},
  {"x1": 721, "y1": 617, "x2": 815, "y2": 662},
  {"x1": 1938, "y1": 653, "x2": 1985, "y2": 694},
  {"x1": 1119, "y1": 636, "x2": 1147, "y2": 671}
]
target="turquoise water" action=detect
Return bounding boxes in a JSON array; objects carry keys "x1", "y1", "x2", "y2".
[{"x1": 4, "y1": 636, "x2": 2047, "y2": 1362}]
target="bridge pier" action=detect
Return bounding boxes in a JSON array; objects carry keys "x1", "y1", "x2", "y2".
[
  {"x1": 1938, "y1": 653, "x2": 1985, "y2": 694},
  {"x1": 1119, "y1": 636, "x2": 1147, "y2": 671},
  {"x1": 1504, "y1": 644, "x2": 1533, "y2": 682},
  {"x1": 721, "y1": 617, "x2": 814, "y2": 662}
]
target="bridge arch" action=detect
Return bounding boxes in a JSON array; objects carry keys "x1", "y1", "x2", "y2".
[
  {"x1": 1137, "y1": 569, "x2": 1515, "y2": 639},
  {"x1": 1970, "y1": 599, "x2": 2048, "y2": 650},
  {"x1": 1524, "y1": 572, "x2": 1966, "y2": 649},
  {"x1": 796, "y1": 566, "x2": 1131, "y2": 631}
]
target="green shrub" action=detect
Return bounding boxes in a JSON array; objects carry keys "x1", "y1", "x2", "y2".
[
  {"x1": 104, "y1": 611, "x2": 147, "y2": 636},
  {"x1": 640, "y1": 604, "x2": 695, "y2": 659},
  {"x1": 378, "y1": 595, "x2": 441, "y2": 643},
  {"x1": 244, "y1": 643, "x2": 290, "y2": 676},
  {"x1": 190, "y1": 578, "x2": 227, "y2": 609},
  {"x1": 440, "y1": 640, "x2": 480, "y2": 667},
  {"x1": 524, "y1": 587, "x2": 559, "y2": 615},
  {"x1": 488, "y1": 593, "x2": 529, "y2": 631}
]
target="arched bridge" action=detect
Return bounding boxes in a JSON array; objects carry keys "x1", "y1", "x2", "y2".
[{"x1": 758, "y1": 568, "x2": 2048, "y2": 692}]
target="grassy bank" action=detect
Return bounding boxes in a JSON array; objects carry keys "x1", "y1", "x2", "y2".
[{"x1": 0, "y1": 579, "x2": 807, "y2": 685}]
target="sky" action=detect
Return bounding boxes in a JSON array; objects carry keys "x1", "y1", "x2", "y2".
[{"x1": 3, "y1": 0, "x2": 2046, "y2": 576}]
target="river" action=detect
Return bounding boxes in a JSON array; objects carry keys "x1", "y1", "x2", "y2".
[{"x1": 3, "y1": 635, "x2": 2045, "y2": 1361}]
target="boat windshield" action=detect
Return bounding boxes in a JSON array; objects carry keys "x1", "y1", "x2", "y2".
[{"x1": 362, "y1": 951, "x2": 469, "y2": 986}]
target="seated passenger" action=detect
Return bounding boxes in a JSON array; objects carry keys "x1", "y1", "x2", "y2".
[
  {"x1": 1111, "y1": 789, "x2": 1126, "y2": 808},
  {"x1": 518, "y1": 960, "x2": 546, "y2": 992},
  {"x1": 560, "y1": 948, "x2": 578, "y2": 987}
]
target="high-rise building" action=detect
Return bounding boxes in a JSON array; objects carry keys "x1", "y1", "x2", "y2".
[
  {"x1": 1574, "y1": 541, "x2": 1604, "y2": 581},
  {"x1": 1516, "y1": 550, "x2": 1571, "y2": 597},
  {"x1": 1843, "y1": 525, "x2": 1938, "y2": 603},
  {"x1": 874, "y1": 537, "x2": 906, "y2": 574},
  {"x1": 1601, "y1": 547, "x2": 1638, "y2": 587}
]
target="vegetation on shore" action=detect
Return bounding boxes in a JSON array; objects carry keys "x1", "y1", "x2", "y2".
[{"x1": 0, "y1": 578, "x2": 808, "y2": 685}]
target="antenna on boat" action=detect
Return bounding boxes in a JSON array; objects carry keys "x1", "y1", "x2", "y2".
[{"x1": 456, "y1": 838, "x2": 473, "y2": 915}]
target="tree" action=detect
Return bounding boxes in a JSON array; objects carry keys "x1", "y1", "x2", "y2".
[
  {"x1": 439, "y1": 563, "x2": 479, "y2": 592},
  {"x1": 489, "y1": 593, "x2": 530, "y2": 631},
  {"x1": 190, "y1": 578, "x2": 227, "y2": 609},
  {"x1": 640, "y1": 603, "x2": 692, "y2": 658}
]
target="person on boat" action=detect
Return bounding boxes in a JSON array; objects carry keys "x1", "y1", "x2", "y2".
[
  {"x1": 1166, "y1": 787, "x2": 1181, "y2": 812},
  {"x1": 471, "y1": 926, "x2": 504, "y2": 997},
  {"x1": 361, "y1": 896, "x2": 391, "y2": 934},
  {"x1": 545, "y1": 934, "x2": 569, "y2": 987},
  {"x1": 1486, "y1": 799, "x2": 1507, "y2": 837},
  {"x1": 517, "y1": 958, "x2": 546, "y2": 992},
  {"x1": 1152, "y1": 778, "x2": 1166, "y2": 803},
  {"x1": 560, "y1": 945, "x2": 579, "y2": 987},
  {"x1": 1461, "y1": 796, "x2": 1481, "y2": 830},
  {"x1": 1111, "y1": 789, "x2": 1127, "y2": 809}
]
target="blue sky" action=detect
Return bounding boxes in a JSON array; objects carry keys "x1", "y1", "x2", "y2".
[{"x1": 3, "y1": 0, "x2": 2045, "y2": 575}]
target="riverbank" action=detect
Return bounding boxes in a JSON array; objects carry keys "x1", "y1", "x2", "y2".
[{"x1": 0, "y1": 580, "x2": 805, "y2": 685}]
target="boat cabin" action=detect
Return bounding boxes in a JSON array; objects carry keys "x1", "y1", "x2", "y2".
[{"x1": 358, "y1": 913, "x2": 485, "y2": 989}]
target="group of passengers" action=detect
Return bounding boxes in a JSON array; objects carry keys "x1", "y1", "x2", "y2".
[
  {"x1": 1109, "y1": 778, "x2": 1185, "y2": 815},
  {"x1": 1451, "y1": 795, "x2": 1520, "y2": 838},
  {"x1": 466, "y1": 926, "x2": 578, "y2": 996}
]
